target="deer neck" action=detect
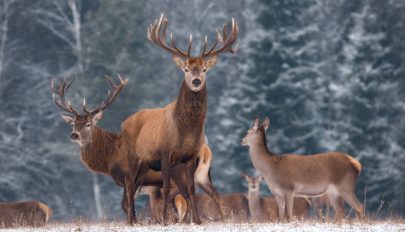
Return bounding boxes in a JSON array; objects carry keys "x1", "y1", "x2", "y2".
[
  {"x1": 249, "y1": 132, "x2": 277, "y2": 171},
  {"x1": 80, "y1": 126, "x2": 119, "y2": 174},
  {"x1": 173, "y1": 81, "x2": 207, "y2": 136}
]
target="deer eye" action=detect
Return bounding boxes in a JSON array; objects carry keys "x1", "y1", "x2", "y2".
[
  {"x1": 202, "y1": 68, "x2": 207, "y2": 72},
  {"x1": 184, "y1": 68, "x2": 189, "y2": 72},
  {"x1": 85, "y1": 122, "x2": 91, "y2": 127}
]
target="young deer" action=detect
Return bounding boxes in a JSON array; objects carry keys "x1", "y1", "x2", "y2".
[
  {"x1": 310, "y1": 195, "x2": 344, "y2": 221},
  {"x1": 243, "y1": 174, "x2": 309, "y2": 222},
  {"x1": 139, "y1": 186, "x2": 179, "y2": 224},
  {"x1": 241, "y1": 117, "x2": 364, "y2": 222},
  {"x1": 174, "y1": 193, "x2": 249, "y2": 223},
  {"x1": 51, "y1": 76, "x2": 142, "y2": 224},
  {"x1": 0, "y1": 201, "x2": 52, "y2": 228},
  {"x1": 122, "y1": 13, "x2": 238, "y2": 224}
]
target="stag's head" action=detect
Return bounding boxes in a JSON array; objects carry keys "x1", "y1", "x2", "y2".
[
  {"x1": 242, "y1": 173, "x2": 264, "y2": 193},
  {"x1": 147, "y1": 13, "x2": 238, "y2": 92},
  {"x1": 51, "y1": 75, "x2": 127, "y2": 147},
  {"x1": 241, "y1": 117, "x2": 270, "y2": 147}
]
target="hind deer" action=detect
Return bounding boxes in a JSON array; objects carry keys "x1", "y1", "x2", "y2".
[
  {"x1": 243, "y1": 174, "x2": 309, "y2": 222},
  {"x1": 122, "y1": 13, "x2": 238, "y2": 224},
  {"x1": 241, "y1": 117, "x2": 364, "y2": 222},
  {"x1": 0, "y1": 201, "x2": 52, "y2": 228}
]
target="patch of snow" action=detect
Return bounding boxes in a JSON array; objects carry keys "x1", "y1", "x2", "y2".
[{"x1": 4, "y1": 221, "x2": 405, "y2": 232}]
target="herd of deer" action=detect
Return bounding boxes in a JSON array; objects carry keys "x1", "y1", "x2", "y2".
[{"x1": 0, "y1": 13, "x2": 364, "y2": 228}]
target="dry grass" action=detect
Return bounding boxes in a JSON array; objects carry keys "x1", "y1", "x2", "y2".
[{"x1": 1, "y1": 218, "x2": 404, "y2": 232}]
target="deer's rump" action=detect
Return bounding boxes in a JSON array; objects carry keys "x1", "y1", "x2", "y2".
[{"x1": 0, "y1": 201, "x2": 51, "y2": 228}]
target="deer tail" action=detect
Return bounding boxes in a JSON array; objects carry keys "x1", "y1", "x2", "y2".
[
  {"x1": 346, "y1": 154, "x2": 362, "y2": 175},
  {"x1": 38, "y1": 202, "x2": 52, "y2": 222}
]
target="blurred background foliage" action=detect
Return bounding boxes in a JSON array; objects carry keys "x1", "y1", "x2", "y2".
[{"x1": 0, "y1": 0, "x2": 404, "y2": 220}]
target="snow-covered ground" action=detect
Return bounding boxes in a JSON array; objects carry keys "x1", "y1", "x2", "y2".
[{"x1": 2, "y1": 221, "x2": 405, "y2": 232}]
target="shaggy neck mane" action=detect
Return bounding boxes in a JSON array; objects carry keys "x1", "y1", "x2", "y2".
[
  {"x1": 80, "y1": 126, "x2": 120, "y2": 173},
  {"x1": 174, "y1": 81, "x2": 207, "y2": 132}
]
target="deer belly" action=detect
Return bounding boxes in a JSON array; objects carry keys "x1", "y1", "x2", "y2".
[{"x1": 294, "y1": 183, "x2": 328, "y2": 197}]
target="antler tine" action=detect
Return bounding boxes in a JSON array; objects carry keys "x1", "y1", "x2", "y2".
[
  {"x1": 147, "y1": 13, "x2": 190, "y2": 58},
  {"x1": 170, "y1": 34, "x2": 189, "y2": 57},
  {"x1": 82, "y1": 75, "x2": 127, "y2": 115},
  {"x1": 51, "y1": 78, "x2": 78, "y2": 115},
  {"x1": 200, "y1": 35, "x2": 208, "y2": 57},
  {"x1": 187, "y1": 34, "x2": 193, "y2": 57},
  {"x1": 201, "y1": 18, "x2": 239, "y2": 58},
  {"x1": 203, "y1": 30, "x2": 220, "y2": 56}
]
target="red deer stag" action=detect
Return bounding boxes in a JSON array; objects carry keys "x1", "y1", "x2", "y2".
[
  {"x1": 122, "y1": 13, "x2": 238, "y2": 224},
  {"x1": 0, "y1": 201, "x2": 52, "y2": 228},
  {"x1": 51, "y1": 76, "x2": 143, "y2": 224},
  {"x1": 242, "y1": 174, "x2": 309, "y2": 222},
  {"x1": 52, "y1": 78, "x2": 222, "y2": 224},
  {"x1": 241, "y1": 117, "x2": 364, "y2": 222}
]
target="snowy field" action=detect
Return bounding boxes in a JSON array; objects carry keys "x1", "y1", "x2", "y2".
[{"x1": 2, "y1": 221, "x2": 405, "y2": 232}]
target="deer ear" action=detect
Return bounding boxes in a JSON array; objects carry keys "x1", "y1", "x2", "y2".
[
  {"x1": 173, "y1": 55, "x2": 185, "y2": 69},
  {"x1": 91, "y1": 111, "x2": 103, "y2": 124},
  {"x1": 62, "y1": 114, "x2": 75, "y2": 124},
  {"x1": 262, "y1": 117, "x2": 270, "y2": 131},
  {"x1": 253, "y1": 117, "x2": 260, "y2": 130},
  {"x1": 241, "y1": 172, "x2": 248, "y2": 181},
  {"x1": 206, "y1": 55, "x2": 218, "y2": 69}
]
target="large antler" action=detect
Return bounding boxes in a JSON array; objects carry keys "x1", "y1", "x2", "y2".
[
  {"x1": 82, "y1": 74, "x2": 128, "y2": 115},
  {"x1": 201, "y1": 18, "x2": 239, "y2": 58},
  {"x1": 51, "y1": 78, "x2": 78, "y2": 115},
  {"x1": 147, "y1": 13, "x2": 193, "y2": 58}
]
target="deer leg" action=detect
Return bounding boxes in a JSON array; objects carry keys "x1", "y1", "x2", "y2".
[
  {"x1": 186, "y1": 159, "x2": 202, "y2": 225},
  {"x1": 316, "y1": 206, "x2": 323, "y2": 221},
  {"x1": 121, "y1": 187, "x2": 128, "y2": 214},
  {"x1": 327, "y1": 192, "x2": 344, "y2": 222},
  {"x1": 274, "y1": 195, "x2": 286, "y2": 222},
  {"x1": 284, "y1": 193, "x2": 294, "y2": 222},
  {"x1": 161, "y1": 154, "x2": 172, "y2": 225},
  {"x1": 125, "y1": 159, "x2": 143, "y2": 225},
  {"x1": 124, "y1": 175, "x2": 136, "y2": 225},
  {"x1": 171, "y1": 165, "x2": 192, "y2": 223},
  {"x1": 325, "y1": 205, "x2": 330, "y2": 222},
  {"x1": 339, "y1": 191, "x2": 363, "y2": 220}
]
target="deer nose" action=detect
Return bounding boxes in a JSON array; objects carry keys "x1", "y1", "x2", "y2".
[
  {"x1": 70, "y1": 132, "x2": 79, "y2": 140},
  {"x1": 192, "y1": 79, "x2": 201, "y2": 87}
]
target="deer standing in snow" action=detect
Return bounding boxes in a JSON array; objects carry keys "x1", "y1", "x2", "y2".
[
  {"x1": 122, "y1": 13, "x2": 238, "y2": 224},
  {"x1": 243, "y1": 174, "x2": 309, "y2": 222},
  {"x1": 51, "y1": 76, "x2": 143, "y2": 224},
  {"x1": 241, "y1": 117, "x2": 364, "y2": 222}
]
